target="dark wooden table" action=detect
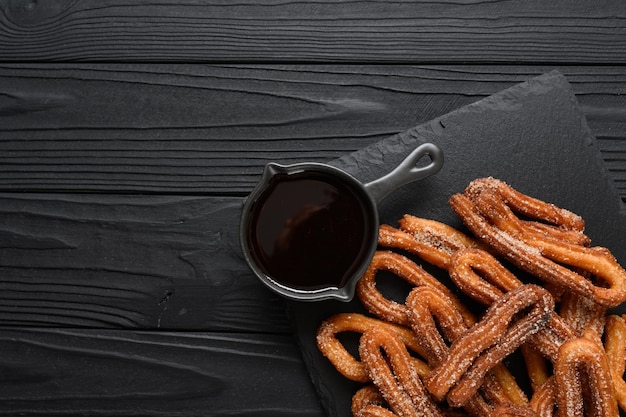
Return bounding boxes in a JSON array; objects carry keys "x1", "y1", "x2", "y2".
[{"x1": 1, "y1": 1, "x2": 625, "y2": 416}]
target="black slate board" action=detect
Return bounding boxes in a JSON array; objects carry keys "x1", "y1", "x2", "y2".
[{"x1": 289, "y1": 71, "x2": 626, "y2": 417}]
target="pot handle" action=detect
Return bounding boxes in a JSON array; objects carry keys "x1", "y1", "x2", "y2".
[{"x1": 364, "y1": 142, "x2": 443, "y2": 204}]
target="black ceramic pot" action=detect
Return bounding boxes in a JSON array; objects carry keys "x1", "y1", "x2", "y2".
[{"x1": 240, "y1": 142, "x2": 444, "y2": 302}]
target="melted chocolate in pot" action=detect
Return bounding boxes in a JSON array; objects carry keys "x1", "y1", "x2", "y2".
[{"x1": 247, "y1": 171, "x2": 374, "y2": 290}]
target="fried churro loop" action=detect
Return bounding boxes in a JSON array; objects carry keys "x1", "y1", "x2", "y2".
[
  {"x1": 407, "y1": 287, "x2": 497, "y2": 416},
  {"x1": 425, "y1": 284, "x2": 553, "y2": 407},
  {"x1": 316, "y1": 313, "x2": 430, "y2": 383},
  {"x1": 477, "y1": 189, "x2": 625, "y2": 306},
  {"x1": 604, "y1": 314, "x2": 626, "y2": 411},
  {"x1": 554, "y1": 336, "x2": 618, "y2": 417},
  {"x1": 399, "y1": 215, "x2": 484, "y2": 266},
  {"x1": 352, "y1": 385, "x2": 396, "y2": 417},
  {"x1": 406, "y1": 286, "x2": 527, "y2": 411},
  {"x1": 405, "y1": 286, "x2": 470, "y2": 364},
  {"x1": 352, "y1": 385, "x2": 385, "y2": 412},
  {"x1": 449, "y1": 247, "x2": 576, "y2": 361},
  {"x1": 530, "y1": 337, "x2": 618, "y2": 417},
  {"x1": 449, "y1": 188, "x2": 626, "y2": 308},
  {"x1": 359, "y1": 328, "x2": 444, "y2": 417},
  {"x1": 378, "y1": 225, "x2": 452, "y2": 271},
  {"x1": 378, "y1": 216, "x2": 484, "y2": 271},
  {"x1": 463, "y1": 177, "x2": 585, "y2": 232},
  {"x1": 449, "y1": 247, "x2": 522, "y2": 305},
  {"x1": 521, "y1": 221, "x2": 590, "y2": 247},
  {"x1": 399, "y1": 215, "x2": 482, "y2": 250},
  {"x1": 356, "y1": 250, "x2": 472, "y2": 327}
]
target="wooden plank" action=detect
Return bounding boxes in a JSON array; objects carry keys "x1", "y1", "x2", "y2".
[
  {"x1": 0, "y1": 328, "x2": 325, "y2": 416},
  {"x1": 0, "y1": 0, "x2": 625, "y2": 63},
  {"x1": 1, "y1": 64, "x2": 626, "y2": 198},
  {"x1": 0, "y1": 192, "x2": 293, "y2": 331}
]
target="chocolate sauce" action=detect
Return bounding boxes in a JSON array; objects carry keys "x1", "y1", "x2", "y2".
[{"x1": 246, "y1": 171, "x2": 374, "y2": 290}]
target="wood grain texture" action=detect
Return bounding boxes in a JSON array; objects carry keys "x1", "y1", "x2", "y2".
[
  {"x1": 0, "y1": 192, "x2": 294, "y2": 331},
  {"x1": 1, "y1": 64, "x2": 626, "y2": 199},
  {"x1": 0, "y1": 328, "x2": 325, "y2": 416},
  {"x1": 1, "y1": 2, "x2": 624, "y2": 416},
  {"x1": 0, "y1": 0, "x2": 625, "y2": 63}
]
